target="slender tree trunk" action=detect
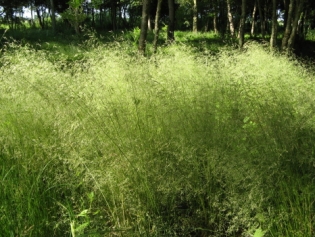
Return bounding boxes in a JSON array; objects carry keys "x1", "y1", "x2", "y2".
[
  {"x1": 300, "y1": 10, "x2": 307, "y2": 39},
  {"x1": 111, "y1": 0, "x2": 117, "y2": 30},
  {"x1": 139, "y1": 0, "x2": 150, "y2": 55},
  {"x1": 30, "y1": 3, "x2": 34, "y2": 27},
  {"x1": 92, "y1": 7, "x2": 95, "y2": 27},
  {"x1": 251, "y1": 1, "x2": 257, "y2": 37},
  {"x1": 238, "y1": 0, "x2": 246, "y2": 48},
  {"x1": 218, "y1": 0, "x2": 227, "y2": 36},
  {"x1": 167, "y1": 0, "x2": 175, "y2": 42},
  {"x1": 99, "y1": 6, "x2": 102, "y2": 28},
  {"x1": 193, "y1": 0, "x2": 198, "y2": 33},
  {"x1": 36, "y1": 8, "x2": 44, "y2": 29},
  {"x1": 282, "y1": 0, "x2": 294, "y2": 50},
  {"x1": 264, "y1": 1, "x2": 268, "y2": 33},
  {"x1": 118, "y1": 0, "x2": 121, "y2": 29},
  {"x1": 42, "y1": 7, "x2": 46, "y2": 28},
  {"x1": 148, "y1": 14, "x2": 152, "y2": 30},
  {"x1": 283, "y1": 0, "x2": 289, "y2": 30},
  {"x1": 204, "y1": 17, "x2": 209, "y2": 31},
  {"x1": 226, "y1": 0, "x2": 235, "y2": 36},
  {"x1": 9, "y1": 9, "x2": 13, "y2": 29},
  {"x1": 257, "y1": 0, "x2": 265, "y2": 38},
  {"x1": 213, "y1": 13, "x2": 218, "y2": 34},
  {"x1": 153, "y1": 0, "x2": 163, "y2": 53},
  {"x1": 287, "y1": 0, "x2": 304, "y2": 50},
  {"x1": 212, "y1": 0, "x2": 219, "y2": 34},
  {"x1": 123, "y1": 6, "x2": 127, "y2": 27},
  {"x1": 270, "y1": 0, "x2": 278, "y2": 49},
  {"x1": 50, "y1": 0, "x2": 56, "y2": 34}
]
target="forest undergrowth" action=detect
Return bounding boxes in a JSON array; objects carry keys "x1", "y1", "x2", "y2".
[{"x1": 0, "y1": 35, "x2": 314, "y2": 236}]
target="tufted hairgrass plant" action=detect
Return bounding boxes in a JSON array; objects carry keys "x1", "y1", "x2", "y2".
[{"x1": 0, "y1": 37, "x2": 314, "y2": 236}]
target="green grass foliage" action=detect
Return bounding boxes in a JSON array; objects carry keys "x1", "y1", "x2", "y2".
[{"x1": 0, "y1": 36, "x2": 314, "y2": 236}]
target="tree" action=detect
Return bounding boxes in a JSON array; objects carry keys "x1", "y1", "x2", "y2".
[
  {"x1": 238, "y1": 0, "x2": 246, "y2": 48},
  {"x1": 282, "y1": 0, "x2": 289, "y2": 30},
  {"x1": 257, "y1": 0, "x2": 266, "y2": 38},
  {"x1": 281, "y1": 0, "x2": 294, "y2": 49},
  {"x1": 50, "y1": 0, "x2": 56, "y2": 33},
  {"x1": 226, "y1": 0, "x2": 235, "y2": 36},
  {"x1": 212, "y1": 0, "x2": 219, "y2": 34},
  {"x1": 250, "y1": 0, "x2": 257, "y2": 37},
  {"x1": 193, "y1": 0, "x2": 197, "y2": 32},
  {"x1": 287, "y1": 0, "x2": 304, "y2": 50},
  {"x1": 281, "y1": 0, "x2": 305, "y2": 52},
  {"x1": 153, "y1": 0, "x2": 163, "y2": 53},
  {"x1": 139, "y1": 0, "x2": 150, "y2": 55},
  {"x1": 0, "y1": 0, "x2": 29, "y2": 28},
  {"x1": 167, "y1": 0, "x2": 175, "y2": 42},
  {"x1": 61, "y1": 0, "x2": 87, "y2": 34},
  {"x1": 111, "y1": 0, "x2": 117, "y2": 30},
  {"x1": 270, "y1": 0, "x2": 278, "y2": 49}
]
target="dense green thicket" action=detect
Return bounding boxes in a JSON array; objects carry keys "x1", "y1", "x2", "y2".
[{"x1": 0, "y1": 37, "x2": 314, "y2": 236}]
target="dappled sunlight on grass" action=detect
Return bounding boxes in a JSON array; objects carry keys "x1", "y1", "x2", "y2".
[{"x1": 0, "y1": 37, "x2": 314, "y2": 236}]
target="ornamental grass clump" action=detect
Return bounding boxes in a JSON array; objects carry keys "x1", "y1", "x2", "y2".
[{"x1": 0, "y1": 38, "x2": 314, "y2": 236}]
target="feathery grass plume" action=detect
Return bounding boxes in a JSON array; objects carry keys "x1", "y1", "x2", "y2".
[{"x1": 0, "y1": 38, "x2": 314, "y2": 236}]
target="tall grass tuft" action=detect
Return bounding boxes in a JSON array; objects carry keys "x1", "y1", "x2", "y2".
[{"x1": 0, "y1": 38, "x2": 314, "y2": 236}]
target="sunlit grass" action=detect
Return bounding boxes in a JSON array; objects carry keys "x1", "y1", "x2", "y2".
[{"x1": 0, "y1": 35, "x2": 314, "y2": 236}]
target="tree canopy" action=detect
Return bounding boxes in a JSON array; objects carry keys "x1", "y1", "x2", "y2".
[{"x1": 0, "y1": 0, "x2": 314, "y2": 52}]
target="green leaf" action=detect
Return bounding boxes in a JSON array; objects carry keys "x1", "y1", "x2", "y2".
[
  {"x1": 75, "y1": 222, "x2": 89, "y2": 233},
  {"x1": 253, "y1": 227, "x2": 266, "y2": 237},
  {"x1": 77, "y1": 209, "x2": 89, "y2": 217}
]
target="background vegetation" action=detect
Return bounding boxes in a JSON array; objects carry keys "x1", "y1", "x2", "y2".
[{"x1": 0, "y1": 0, "x2": 315, "y2": 53}]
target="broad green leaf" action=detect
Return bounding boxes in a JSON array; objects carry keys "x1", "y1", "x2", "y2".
[{"x1": 253, "y1": 227, "x2": 266, "y2": 237}]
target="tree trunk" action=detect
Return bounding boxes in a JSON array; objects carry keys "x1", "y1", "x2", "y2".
[
  {"x1": 238, "y1": 0, "x2": 246, "y2": 48},
  {"x1": 283, "y1": 0, "x2": 289, "y2": 30},
  {"x1": 30, "y1": 3, "x2": 34, "y2": 27},
  {"x1": 251, "y1": 1, "x2": 257, "y2": 37},
  {"x1": 287, "y1": 0, "x2": 304, "y2": 50},
  {"x1": 148, "y1": 14, "x2": 152, "y2": 30},
  {"x1": 50, "y1": 0, "x2": 56, "y2": 34},
  {"x1": 123, "y1": 6, "x2": 128, "y2": 27},
  {"x1": 111, "y1": 0, "x2": 117, "y2": 30},
  {"x1": 226, "y1": 0, "x2": 235, "y2": 36},
  {"x1": 153, "y1": 0, "x2": 163, "y2": 53},
  {"x1": 167, "y1": 0, "x2": 175, "y2": 42},
  {"x1": 139, "y1": 0, "x2": 150, "y2": 55},
  {"x1": 99, "y1": 6, "x2": 103, "y2": 27},
  {"x1": 264, "y1": 0, "x2": 268, "y2": 33},
  {"x1": 270, "y1": 0, "x2": 278, "y2": 49},
  {"x1": 300, "y1": 10, "x2": 307, "y2": 39},
  {"x1": 281, "y1": 0, "x2": 294, "y2": 50},
  {"x1": 213, "y1": 13, "x2": 218, "y2": 34},
  {"x1": 36, "y1": 8, "x2": 44, "y2": 29},
  {"x1": 204, "y1": 17, "x2": 209, "y2": 32},
  {"x1": 257, "y1": 0, "x2": 265, "y2": 38},
  {"x1": 74, "y1": 22, "x2": 80, "y2": 35},
  {"x1": 218, "y1": 0, "x2": 227, "y2": 36},
  {"x1": 193, "y1": 0, "x2": 198, "y2": 33},
  {"x1": 118, "y1": 0, "x2": 121, "y2": 29},
  {"x1": 92, "y1": 6, "x2": 95, "y2": 27}
]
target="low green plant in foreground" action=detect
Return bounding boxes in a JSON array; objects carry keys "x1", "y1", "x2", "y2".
[{"x1": 0, "y1": 38, "x2": 314, "y2": 236}]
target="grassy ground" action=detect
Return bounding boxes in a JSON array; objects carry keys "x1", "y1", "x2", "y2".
[{"x1": 0, "y1": 30, "x2": 314, "y2": 236}]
